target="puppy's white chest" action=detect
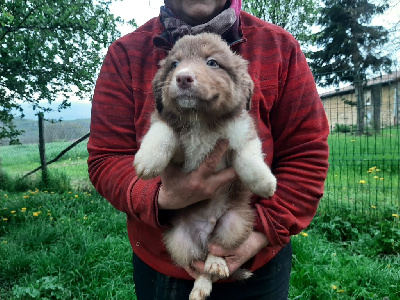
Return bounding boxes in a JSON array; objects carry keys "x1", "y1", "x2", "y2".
[{"x1": 180, "y1": 125, "x2": 225, "y2": 172}]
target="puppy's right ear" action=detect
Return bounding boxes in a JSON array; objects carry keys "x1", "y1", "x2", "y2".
[{"x1": 152, "y1": 59, "x2": 167, "y2": 113}]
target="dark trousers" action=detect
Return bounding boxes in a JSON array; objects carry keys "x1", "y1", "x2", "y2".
[{"x1": 133, "y1": 241, "x2": 292, "y2": 300}]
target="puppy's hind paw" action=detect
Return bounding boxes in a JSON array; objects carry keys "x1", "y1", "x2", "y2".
[
  {"x1": 204, "y1": 255, "x2": 229, "y2": 278},
  {"x1": 189, "y1": 275, "x2": 212, "y2": 300}
]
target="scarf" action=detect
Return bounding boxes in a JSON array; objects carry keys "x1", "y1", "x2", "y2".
[{"x1": 154, "y1": 0, "x2": 243, "y2": 48}]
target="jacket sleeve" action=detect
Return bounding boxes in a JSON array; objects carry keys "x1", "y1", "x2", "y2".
[
  {"x1": 253, "y1": 40, "x2": 329, "y2": 247},
  {"x1": 87, "y1": 41, "x2": 162, "y2": 229}
]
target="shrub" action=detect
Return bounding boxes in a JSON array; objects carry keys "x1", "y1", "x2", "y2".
[
  {"x1": 333, "y1": 123, "x2": 352, "y2": 133},
  {"x1": 0, "y1": 169, "x2": 71, "y2": 193}
]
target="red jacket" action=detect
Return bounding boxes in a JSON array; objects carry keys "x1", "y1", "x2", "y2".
[{"x1": 88, "y1": 11, "x2": 329, "y2": 280}]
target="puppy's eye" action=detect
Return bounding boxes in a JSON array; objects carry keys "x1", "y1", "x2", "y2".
[
  {"x1": 171, "y1": 61, "x2": 179, "y2": 69},
  {"x1": 206, "y1": 59, "x2": 219, "y2": 68}
]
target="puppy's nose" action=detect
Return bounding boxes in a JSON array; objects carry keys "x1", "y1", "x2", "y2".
[{"x1": 176, "y1": 72, "x2": 195, "y2": 89}]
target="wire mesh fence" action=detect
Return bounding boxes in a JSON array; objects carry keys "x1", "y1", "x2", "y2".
[
  {"x1": 320, "y1": 70, "x2": 400, "y2": 218},
  {"x1": 0, "y1": 70, "x2": 399, "y2": 218}
]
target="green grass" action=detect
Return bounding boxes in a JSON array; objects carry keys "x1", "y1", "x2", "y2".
[
  {"x1": 1, "y1": 191, "x2": 399, "y2": 299},
  {"x1": 291, "y1": 226, "x2": 400, "y2": 299},
  {"x1": 0, "y1": 190, "x2": 134, "y2": 299},
  {"x1": 324, "y1": 126, "x2": 400, "y2": 217},
  {"x1": 0, "y1": 141, "x2": 90, "y2": 189},
  {"x1": 0, "y1": 128, "x2": 399, "y2": 298}
]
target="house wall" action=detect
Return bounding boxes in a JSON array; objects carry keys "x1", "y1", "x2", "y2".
[{"x1": 322, "y1": 80, "x2": 399, "y2": 131}]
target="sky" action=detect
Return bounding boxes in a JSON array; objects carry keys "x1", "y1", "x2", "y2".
[{"x1": 21, "y1": 0, "x2": 400, "y2": 120}]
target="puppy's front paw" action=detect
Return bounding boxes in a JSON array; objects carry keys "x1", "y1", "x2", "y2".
[
  {"x1": 249, "y1": 170, "x2": 277, "y2": 198},
  {"x1": 133, "y1": 149, "x2": 168, "y2": 179},
  {"x1": 189, "y1": 276, "x2": 212, "y2": 300},
  {"x1": 204, "y1": 255, "x2": 229, "y2": 278}
]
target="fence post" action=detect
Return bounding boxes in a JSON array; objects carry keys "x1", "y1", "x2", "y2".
[{"x1": 38, "y1": 112, "x2": 48, "y2": 183}]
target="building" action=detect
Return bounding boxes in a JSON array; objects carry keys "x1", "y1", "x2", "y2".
[{"x1": 320, "y1": 71, "x2": 400, "y2": 132}]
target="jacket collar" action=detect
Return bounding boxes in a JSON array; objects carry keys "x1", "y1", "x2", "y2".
[{"x1": 153, "y1": 0, "x2": 244, "y2": 50}]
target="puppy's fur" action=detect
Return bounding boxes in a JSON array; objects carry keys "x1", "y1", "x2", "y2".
[{"x1": 134, "y1": 33, "x2": 276, "y2": 300}]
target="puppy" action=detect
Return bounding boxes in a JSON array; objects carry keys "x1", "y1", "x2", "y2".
[{"x1": 134, "y1": 33, "x2": 276, "y2": 300}]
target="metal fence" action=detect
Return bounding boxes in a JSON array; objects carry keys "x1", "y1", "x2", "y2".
[
  {"x1": 320, "y1": 70, "x2": 400, "y2": 218},
  {"x1": 1, "y1": 71, "x2": 399, "y2": 218}
]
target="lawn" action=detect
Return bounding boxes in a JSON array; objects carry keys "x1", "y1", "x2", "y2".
[
  {"x1": 0, "y1": 129, "x2": 399, "y2": 299},
  {"x1": 0, "y1": 191, "x2": 399, "y2": 299},
  {"x1": 0, "y1": 140, "x2": 90, "y2": 189}
]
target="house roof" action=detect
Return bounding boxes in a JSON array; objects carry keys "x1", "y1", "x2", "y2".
[{"x1": 319, "y1": 71, "x2": 400, "y2": 99}]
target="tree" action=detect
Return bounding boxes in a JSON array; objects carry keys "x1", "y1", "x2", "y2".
[
  {"x1": 0, "y1": 0, "x2": 129, "y2": 144},
  {"x1": 242, "y1": 0, "x2": 320, "y2": 49},
  {"x1": 310, "y1": 0, "x2": 392, "y2": 134}
]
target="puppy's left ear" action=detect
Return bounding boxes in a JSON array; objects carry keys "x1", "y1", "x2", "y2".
[
  {"x1": 152, "y1": 59, "x2": 167, "y2": 113},
  {"x1": 243, "y1": 74, "x2": 254, "y2": 111}
]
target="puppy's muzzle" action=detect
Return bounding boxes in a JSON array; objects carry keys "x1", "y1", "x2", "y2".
[{"x1": 176, "y1": 70, "x2": 195, "y2": 89}]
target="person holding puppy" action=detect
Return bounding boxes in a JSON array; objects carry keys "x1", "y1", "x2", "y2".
[{"x1": 87, "y1": 0, "x2": 329, "y2": 299}]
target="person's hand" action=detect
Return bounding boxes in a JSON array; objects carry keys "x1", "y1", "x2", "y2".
[
  {"x1": 186, "y1": 231, "x2": 269, "y2": 279},
  {"x1": 158, "y1": 140, "x2": 237, "y2": 210}
]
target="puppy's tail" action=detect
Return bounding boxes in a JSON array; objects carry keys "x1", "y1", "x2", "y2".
[{"x1": 230, "y1": 268, "x2": 253, "y2": 281}]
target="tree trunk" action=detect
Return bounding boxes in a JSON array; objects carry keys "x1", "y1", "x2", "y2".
[
  {"x1": 396, "y1": 81, "x2": 400, "y2": 125},
  {"x1": 38, "y1": 112, "x2": 48, "y2": 183},
  {"x1": 371, "y1": 84, "x2": 382, "y2": 133},
  {"x1": 354, "y1": 76, "x2": 365, "y2": 135}
]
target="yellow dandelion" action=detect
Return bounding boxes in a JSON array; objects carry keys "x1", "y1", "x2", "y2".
[
  {"x1": 371, "y1": 205, "x2": 377, "y2": 209},
  {"x1": 376, "y1": 169, "x2": 380, "y2": 172},
  {"x1": 21, "y1": 207, "x2": 27, "y2": 211},
  {"x1": 38, "y1": 211, "x2": 42, "y2": 215},
  {"x1": 337, "y1": 289, "x2": 345, "y2": 293},
  {"x1": 300, "y1": 232, "x2": 308, "y2": 237},
  {"x1": 33, "y1": 212, "x2": 39, "y2": 217},
  {"x1": 11, "y1": 210, "x2": 16, "y2": 214},
  {"x1": 2, "y1": 218, "x2": 8, "y2": 221},
  {"x1": 83, "y1": 216, "x2": 88, "y2": 220},
  {"x1": 392, "y1": 214, "x2": 399, "y2": 218},
  {"x1": 2, "y1": 241, "x2": 7, "y2": 244},
  {"x1": 51, "y1": 192, "x2": 55, "y2": 194},
  {"x1": 23, "y1": 195, "x2": 29, "y2": 199},
  {"x1": 359, "y1": 180, "x2": 366, "y2": 184},
  {"x1": 332, "y1": 285, "x2": 337, "y2": 290},
  {"x1": 380, "y1": 178, "x2": 384, "y2": 180},
  {"x1": 47, "y1": 213, "x2": 51, "y2": 216},
  {"x1": 44, "y1": 191, "x2": 48, "y2": 193},
  {"x1": 367, "y1": 170, "x2": 372, "y2": 173},
  {"x1": 75, "y1": 195, "x2": 79, "y2": 198},
  {"x1": 4, "y1": 194, "x2": 8, "y2": 198},
  {"x1": 50, "y1": 217, "x2": 53, "y2": 221},
  {"x1": 374, "y1": 176, "x2": 379, "y2": 179},
  {"x1": 69, "y1": 192, "x2": 72, "y2": 194}
]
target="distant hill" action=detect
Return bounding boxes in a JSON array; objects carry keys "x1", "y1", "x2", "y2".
[{"x1": 1, "y1": 118, "x2": 90, "y2": 146}]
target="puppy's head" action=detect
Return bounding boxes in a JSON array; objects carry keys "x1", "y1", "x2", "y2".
[{"x1": 152, "y1": 33, "x2": 254, "y2": 120}]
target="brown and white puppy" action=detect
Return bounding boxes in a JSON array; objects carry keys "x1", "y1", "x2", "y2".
[{"x1": 134, "y1": 33, "x2": 276, "y2": 300}]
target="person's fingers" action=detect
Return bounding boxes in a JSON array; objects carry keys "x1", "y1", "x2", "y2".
[
  {"x1": 197, "y1": 139, "x2": 229, "y2": 177},
  {"x1": 208, "y1": 243, "x2": 230, "y2": 257},
  {"x1": 183, "y1": 265, "x2": 199, "y2": 279},
  {"x1": 191, "y1": 260, "x2": 205, "y2": 273},
  {"x1": 208, "y1": 167, "x2": 237, "y2": 193}
]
